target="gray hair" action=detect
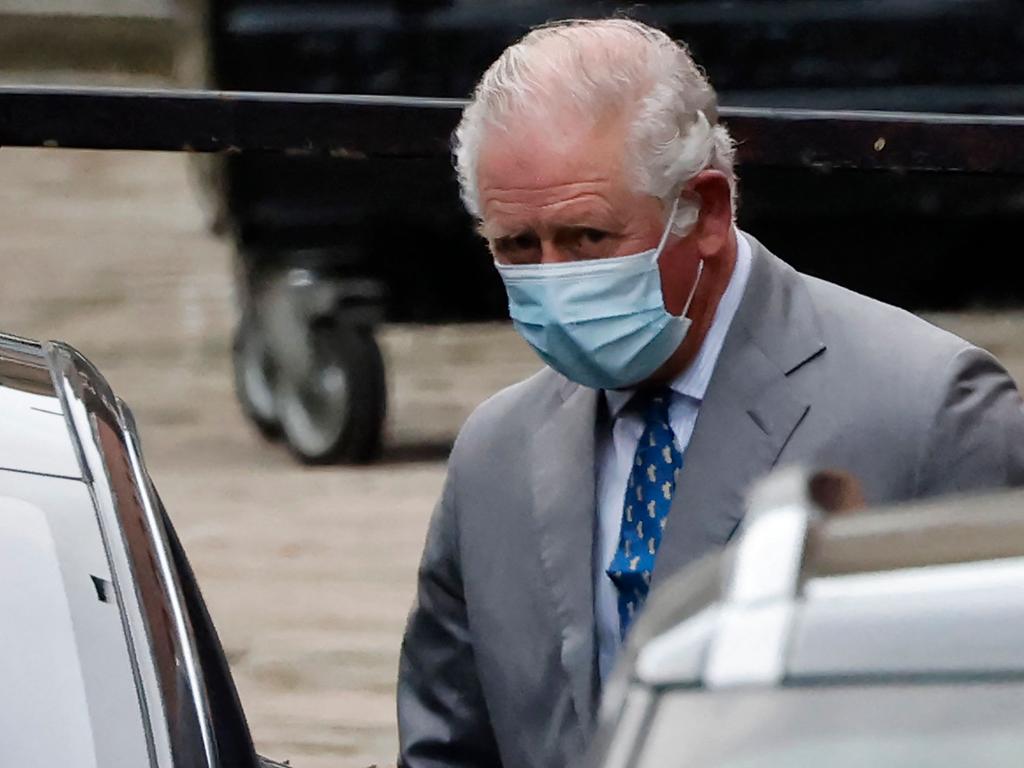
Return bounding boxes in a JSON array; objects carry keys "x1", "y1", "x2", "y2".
[{"x1": 453, "y1": 18, "x2": 737, "y2": 236}]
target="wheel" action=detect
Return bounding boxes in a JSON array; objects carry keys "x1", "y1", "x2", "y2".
[
  {"x1": 274, "y1": 321, "x2": 386, "y2": 465},
  {"x1": 232, "y1": 316, "x2": 282, "y2": 440}
]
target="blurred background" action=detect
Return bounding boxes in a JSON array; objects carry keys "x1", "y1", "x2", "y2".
[{"x1": 1, "y1": 1, "x2": 1023, "y2": 765}]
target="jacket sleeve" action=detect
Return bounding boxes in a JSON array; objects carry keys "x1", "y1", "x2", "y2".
[
  {"x1": 397, "y1": 462, "x2": 503, "y2": 768},
  {"x1": 915, "y1": 344, "x2": 1024, "y2": 496}
]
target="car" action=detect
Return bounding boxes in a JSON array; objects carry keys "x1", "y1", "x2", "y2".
[
  {"x1": 591, "y1": 467, "x2": 1024, "y2": 767},
  {"x1": 174, "y1": 0, "x2": 1024, "y2": 464},
  {"x1": 0, "y1": 330, "x2": 289, "y2": 767}
]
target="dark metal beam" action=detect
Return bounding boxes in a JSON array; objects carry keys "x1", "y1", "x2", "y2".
[
  {"x1": 2, "y1": 85, "x2": 1024, "y2": 174},
  {"x1": 0, "y1": 86, "x2": 464, "y2": 158},
  {"x1": 722, "y1": 106, "x2": 1024, "y2": 175}
]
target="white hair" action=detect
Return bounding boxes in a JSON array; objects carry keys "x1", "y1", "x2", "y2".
[{"x1": 453, "y1": 18, "x2": 737, "y2": 236}]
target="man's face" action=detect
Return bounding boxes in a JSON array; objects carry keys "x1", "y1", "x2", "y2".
[{"x1": 476, "y1": 114, "x2": 669, "y2": 266}]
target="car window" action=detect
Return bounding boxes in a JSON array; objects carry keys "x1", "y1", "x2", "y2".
[{"x1": 635, "y1": 683, "x2": 1024, "y2": 768}]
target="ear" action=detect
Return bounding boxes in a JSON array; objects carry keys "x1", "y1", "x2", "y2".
[{"x1": 685, "y1": 169, "x2": 733, "y2": 257}]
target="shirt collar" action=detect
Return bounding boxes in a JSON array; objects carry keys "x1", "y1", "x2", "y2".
[{"x1": 604, "y1": 229, "x2": 753, "y2": 419}]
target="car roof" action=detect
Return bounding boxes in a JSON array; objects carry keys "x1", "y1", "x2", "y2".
[
  {"x1": 0, "y1": 333, "x2": 82, "y2": 479},
  {"x1": 621, "y1": 469, "x2": 1024, "y2": 693},
  {"x1": 0, "y1": 332, "x2": 151, "y2": 765},
  {"x1": 0, "y1": 329, "x2": 226, "y2": 766}
]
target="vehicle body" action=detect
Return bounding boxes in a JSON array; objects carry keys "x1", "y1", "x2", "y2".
[
  {"x1": 0, "y1": 331, "x2": 285, "y2": 767},
  {"x1": 592, "y1": 468, "x2": 1024, "y2": 767},
  {"x1": 176, "y1": 0, "x2": 1024, "y2": 463}
]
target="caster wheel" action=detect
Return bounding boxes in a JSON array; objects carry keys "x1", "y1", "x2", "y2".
[
  {"x1": 232, "y1": 316, "x2": 282, "y2": 440},
  {"x1": 275, "y1": 321, "x2": 386, "y2": 465}
]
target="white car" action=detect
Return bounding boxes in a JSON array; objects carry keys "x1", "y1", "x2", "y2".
[
  {"x1": 592, "y1": 468, "x2": 1024, "y2": 768},
  {"x1": 0, "y1": 330, "x2": 288, "y2": 767}
]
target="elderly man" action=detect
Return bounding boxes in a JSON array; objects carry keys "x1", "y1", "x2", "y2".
[{"x1": 397, "y1": 17, "x2": 1024, "y2": 768}]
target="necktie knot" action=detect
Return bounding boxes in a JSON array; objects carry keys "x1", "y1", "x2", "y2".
[{"x1": 629, "y1": 386, "x2": 673, "y2": 423}]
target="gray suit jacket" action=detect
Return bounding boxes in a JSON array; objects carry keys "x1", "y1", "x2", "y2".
[{"x1": 397, "y1": 236, "x2": 1024, "y2": 768}]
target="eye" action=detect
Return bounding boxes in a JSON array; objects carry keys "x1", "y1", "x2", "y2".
[
  {"x1": 555, "y1": 227, "x2": 617, "y2": 258},
  {"x1": 513, "y1": 233, "x2": 540, "y2": 250},
  {"x1": 493, "y1": 232, "x2": 541, "y2": 263}
]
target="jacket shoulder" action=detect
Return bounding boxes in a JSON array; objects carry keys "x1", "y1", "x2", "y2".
[
  {"x1": 800, "y1": 271, "x2": 973, "y2": 366},
  {"x1": 450, "y1": 366, "x2": 565, "y2": 463}
]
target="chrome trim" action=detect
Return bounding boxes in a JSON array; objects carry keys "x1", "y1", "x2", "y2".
[
  {"x1": 46, "y1": 341, "x2": 218, "y2": 768},
  {"x1": 0, "y1": 330, "x2": 45, "y2": 353},
  {"x1": 703, "y1": 468, "x2": 823, "y2": 689},
  {"x1": 120, "y1": 398, "x2": 219, "y2": 766}
]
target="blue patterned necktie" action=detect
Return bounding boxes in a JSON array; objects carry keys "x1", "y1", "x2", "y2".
[{"x1": 606, "y1": 387, "x2": 683, "y2": 639}]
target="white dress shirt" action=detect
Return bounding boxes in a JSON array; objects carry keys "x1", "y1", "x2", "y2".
[{"x1": 594, "y1": 230, "x2": 753, "y2": 681}]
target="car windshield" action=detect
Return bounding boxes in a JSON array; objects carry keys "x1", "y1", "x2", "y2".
[{"x1": 635, "y1": 683, "x2": 1024, "y2": 768}]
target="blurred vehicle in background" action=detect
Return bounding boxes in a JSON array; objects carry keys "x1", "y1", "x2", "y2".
[
  {"x1": 0, "y1": 332, "x2": 287, "y2": 768},
  {"x1": 175, "y1": 0, "x2": 1024, "y2": 463},
  {"x1": 591, "y1": 468, "x2": 1024, "y2": 768}
]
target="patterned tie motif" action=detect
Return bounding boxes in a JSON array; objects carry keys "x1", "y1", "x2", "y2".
[{"x1": 606, "y1": 387, "x2": 683, "y2": 639}]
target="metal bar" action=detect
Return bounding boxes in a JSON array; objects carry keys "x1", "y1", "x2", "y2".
[
  {"x1": 2, "y1": 85, "x2": 1024, "y2": 174},
  {"x1": 723, "y1": 106, "x2": 1024, "y2": 175},
  {"x1": 0, "y1": 86, "x2": 464, "y2": 158}
]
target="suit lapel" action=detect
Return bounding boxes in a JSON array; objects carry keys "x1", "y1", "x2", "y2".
[
  {"x1": 654, "y1": 236, "x2": 825, "y2": 584},
  {"x1": 529, "y1": 379, "x2": 599, "y2": 731}
]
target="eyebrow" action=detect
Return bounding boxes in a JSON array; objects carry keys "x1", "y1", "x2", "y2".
[
  {"x1": 476, "y1": 220, "x2": 501, "y2": 239},
  {"x1": 479, "y1": 217, "x2": 622, "y2": 241}
]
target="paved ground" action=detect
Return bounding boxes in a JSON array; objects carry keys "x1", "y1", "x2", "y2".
[
  {"x1": 0, "y1": 147, "x2": 539, "y2": 767},
  {"x1": 2, "y1": 147, "x2": 1023, "y2": 767}
]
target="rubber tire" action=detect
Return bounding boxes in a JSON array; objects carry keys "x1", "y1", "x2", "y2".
[
  {"x1": 231, "y1": 317, "x2": 283, "y2": 441},
  {"x1": 275, "y1": 322, "x2": 386, "y2": 465}
]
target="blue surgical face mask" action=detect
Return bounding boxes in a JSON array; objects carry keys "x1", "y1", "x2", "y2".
[{"x1": 495, "y1": 200, "x2": 703, "y2": 390}]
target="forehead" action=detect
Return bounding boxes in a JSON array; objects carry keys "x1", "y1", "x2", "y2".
[{"x1": 475, "y1": 115, "x2": 633, "y2": 227}]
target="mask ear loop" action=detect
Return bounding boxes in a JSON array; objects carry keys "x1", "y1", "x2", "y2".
[
  {"x1": 681, "y1": 259, "x2": 705, "y2": 318},
  {"x1": 656, "y1": 196, "x2": 681, "y2": 255},
  {"x1": 659, "y1": 195, "x2": 704, "y2": 319}
]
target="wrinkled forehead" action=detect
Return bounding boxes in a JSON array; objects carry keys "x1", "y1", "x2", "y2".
[{"x1": 475, "y1": 113, "x2": 632, "y2": 215}]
